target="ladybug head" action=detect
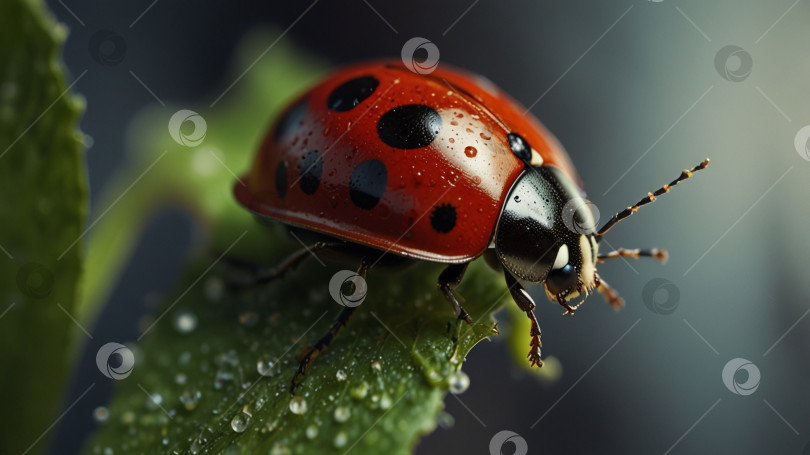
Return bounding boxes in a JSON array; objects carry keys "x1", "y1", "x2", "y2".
[
  {"x1": 495, "y1": 159, "x2": 710, "y2": 307},
  {"x1": 494, "y1": 166, "x2": 600, "y2": 304}
]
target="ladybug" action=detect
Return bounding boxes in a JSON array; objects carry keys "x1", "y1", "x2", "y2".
[{"x1": 233, "y1": 60, "x2": 709, "y2": 389}]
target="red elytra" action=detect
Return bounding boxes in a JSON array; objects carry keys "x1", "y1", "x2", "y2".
[{"x1": 234, "y1": 61, "x2": 578, "y2": 263}]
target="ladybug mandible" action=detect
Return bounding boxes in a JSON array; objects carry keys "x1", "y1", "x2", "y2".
[{"x1": 232, "y1": 60, "x2": 709, "y2": 389}]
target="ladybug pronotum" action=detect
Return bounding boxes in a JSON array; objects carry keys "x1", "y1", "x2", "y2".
[{"x1": 232, "y1": 60, "x2": 709, "y2": 390}]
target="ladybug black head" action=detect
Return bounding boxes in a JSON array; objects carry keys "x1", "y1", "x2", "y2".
[{"x1": 494, "y1": 166, "x2": 599, "y2": 302}]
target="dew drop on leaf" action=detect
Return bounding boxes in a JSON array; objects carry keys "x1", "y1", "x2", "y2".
[
  {"x1": 214, "y1": 369, "x2": 234, "y2": 389},
  {"x1": 173, "y1": 310, "x2": 198, "y2": 334},
  {"x1": 260, "y1": 419, "x2": 278, "y2": 434},
  {"x1": 448, "y1": 370, "x2": 470, "y2": 394},
  {"x1": 334, "y1": 432, "x2": 348, "y2": 448},
  {"x1": 379, "y1": 393, "x2": 393, "y2": 410},
  {"x1": 256, "y1": 354, "x2": 275, "y2": 376},
  {"x1": 305, "y1": 424, "x2": 318, "y2": 439},
  {"x1": 333, "y1": 406, "x2": 351, "y2": 422},
  {"x1": 145, "y1": 393, "x2": 163, "y2": 410},
  {"x1": 336, "y1": 368, "x2": 347, "y2": 382},
  {"x1": 179, "y1": 390, "x2": 201, "y2": 411},
  {"x1": 230, "y1": 412, "x2": 251, "y2": 433},
  {"x1": 289, "y1": 396, "x2": 308, "y2": 415},
  {"x1": 350, "y1": 382, "x2": 369, "y2": 400}
]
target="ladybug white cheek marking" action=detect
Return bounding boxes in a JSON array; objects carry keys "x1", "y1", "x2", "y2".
[
  {"x1": 589, "y1": 235, "x2": 599, "y2": 260},
  {"x1": 530, "y1": 149, "x2": 544, "y2": 166},
  {"x1": 551, "y1": 244, "x2": 569, "y2": 271},
  {"x1": 578, "y1": 234, "x2": 597, "y2": 291}
]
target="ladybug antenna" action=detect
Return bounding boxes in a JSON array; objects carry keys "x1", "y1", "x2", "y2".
[{"x1": 596, "y1": 158, "x2": 709, "y2": 239}]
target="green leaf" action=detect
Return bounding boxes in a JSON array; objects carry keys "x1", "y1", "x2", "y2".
[
  {"x1": 75, "y1": 31, "x2": 325, "y2": 325},
  {"x1": 0, "y1": 0, "x2": 86, "y2": 454},
  {"x1": 85, "y1": 247, "x2": 504, "y2": 454}
]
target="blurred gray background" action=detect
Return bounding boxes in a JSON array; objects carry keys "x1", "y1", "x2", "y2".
[{"x1": 46, "y1": 0, "x2": 810, "y2": 453}]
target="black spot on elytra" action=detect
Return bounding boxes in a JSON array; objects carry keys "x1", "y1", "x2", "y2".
[
  {"x1": 328, "y1": 75, "x2": 379, "y2": 112},
  {"x1": 275, "y1": 161, "x2": 287, "y2": 198},
  {"x1": 298, "y1": 150, "x2": 322, "y2": 195},
  {"x1": 349, "y1": 160, "x2": 387, "y2": 210},
  {"x1": 507, "y1": 132, "x2": 532, "y2": 163},
  {"x1": 377, "y1": 104, "x2": 442, "y2": 149},
  {"x1": 430, "y1": 203, "x2": 457, "y2": 233},
  {"x1": 274, "y1": 97, "x2": 308, "y2": 142}
]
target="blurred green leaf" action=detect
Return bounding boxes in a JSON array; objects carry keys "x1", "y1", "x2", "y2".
[
  {"x1": 75, "y1": 32, "x2": 325, "y2": 325},
  {"x1": 0, "y1": 0, "x2": 86, "y2": 454}
]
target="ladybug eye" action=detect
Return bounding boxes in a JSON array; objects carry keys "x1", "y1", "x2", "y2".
[{"x1": 546, "y1": 263, "x2": 578, "y2": 296}]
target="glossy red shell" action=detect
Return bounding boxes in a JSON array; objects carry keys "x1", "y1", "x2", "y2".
[{"x1": 235, "y1": 61, "x2": 580, "y2": 263}]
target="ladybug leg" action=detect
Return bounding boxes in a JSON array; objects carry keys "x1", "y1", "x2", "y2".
[
  {"x1": 226, "y1": 241, "x2": 344, "y2": 291},
  {"x1": 556, "y1": 296, "x2": 580, "y2": 316},
  {"x1": 291, "y1": 258, "x2": 371, "y2": 394},
  {"x1": 219, "y1": 254, "x2": 267, "y2": 271},
  {"x1": 594, "y1": 273, "x2": 625, "y2": 310},
  {"x1": 597, "y1": 248, "x2": 668, "y2": 264},
  {"x1": 504, "y1": 271, "x2": 543, "y2": 368},
  {"x1": 437, "y1": 263, "x2": 473, "y2": 324}
]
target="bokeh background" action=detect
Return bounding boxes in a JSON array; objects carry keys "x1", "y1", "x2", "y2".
[{"x1": 44, "y1": 0, "x2": 809, "y2": 453}]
